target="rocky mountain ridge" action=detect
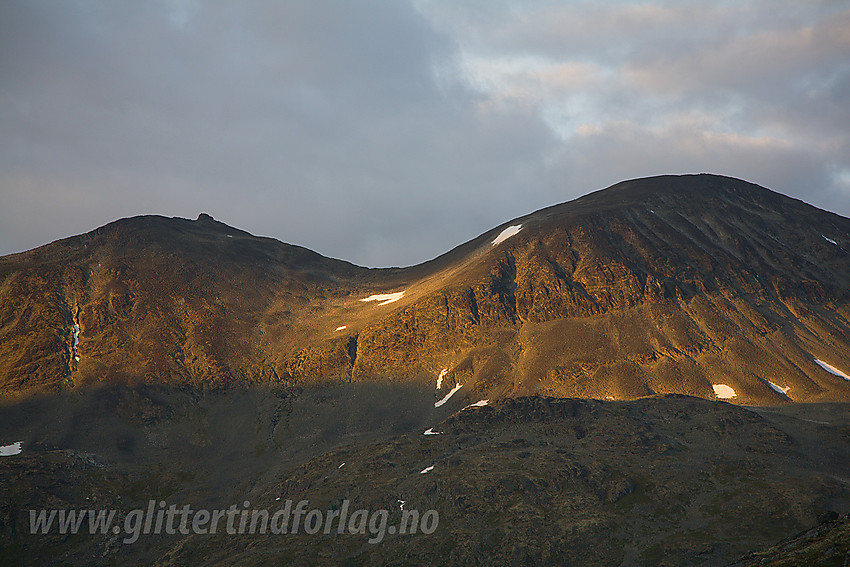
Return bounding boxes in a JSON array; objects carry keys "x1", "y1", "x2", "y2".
[{"x1": 2, "y1": 174, "x2": 849, "y2": 404}]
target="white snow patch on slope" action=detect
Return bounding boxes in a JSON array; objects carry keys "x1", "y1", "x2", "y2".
[
  {"x1": 822, "y1": 235, "x2": 838, "y2": 245},
  {"x1": 712, "y1": 384, "x2": 737, "y2": 399},
  {"x1": 420, "y1": 465, "x2": 434, "y2": 474},
  {"x1": 423, "y1": 428, "x2": 441, "y2": 435},
  {"x1": 491, "y1": 225, "x2": 522, "y2": 246},
  {"x1": 463, "y1": 399, "x2": 489, "y2": 410},
  {"x1": 71, "y1": 321, "x2": 80, "y2": 362},
  {"x1": 335, "y1": 325, "x2": 347, "y2": 331},
  {"x1": 436, "y1": 368, "x2": 447, "y2": 390},
  {"x1": 361, "y1": 291, "x2": 405, "y2": 305},
  {"x1": 435, "y1": 383, "x2": 462, "y2": 407},
  {"x1": 815, "y1": 359, "x2": 850, "y2": 381},
  {"x1": 338, "y1": 462, "x2": 346, "y2": 469},
  {"x1": 0, "y1": 442, "x2": 23, "y2": 457},
  {"x1": 767, "y1": 381, "x2": 790, "y2": 396},
  {"x1": 398, "y1": 499, "x2": 406, "y2": 510}
]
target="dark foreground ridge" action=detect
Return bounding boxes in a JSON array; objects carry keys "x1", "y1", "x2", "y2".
[
  {"x1": 2, "y1": 389, "x2": 849, "y2": 565},
  {"x1": 730, "y1": 511, "x2": 850, "y2": 566}
]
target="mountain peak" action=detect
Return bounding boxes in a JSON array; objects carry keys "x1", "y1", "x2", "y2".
[{"x1": 562, "y1": 173, "x2": 777, "y2": 210}]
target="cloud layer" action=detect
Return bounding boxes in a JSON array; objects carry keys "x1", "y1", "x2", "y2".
[{"x1": 2, "y1": 1, "x2": 848, "y2": 266}]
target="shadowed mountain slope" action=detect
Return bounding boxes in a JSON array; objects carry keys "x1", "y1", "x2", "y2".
[
  {"x1": 4, "y1": 392, "x2": 849, "y2": 566},
  {"x1": 2, "y1": 174, "x2": 849, "y2": 404}
]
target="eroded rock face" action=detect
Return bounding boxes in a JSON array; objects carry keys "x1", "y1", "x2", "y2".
[{"x1": 2, "y1": 174, "x2": 850, "y2": 404}]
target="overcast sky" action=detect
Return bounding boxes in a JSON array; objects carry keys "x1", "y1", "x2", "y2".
[{"x1": 2, "y1": 1, "x2": 848, "y2": 267}]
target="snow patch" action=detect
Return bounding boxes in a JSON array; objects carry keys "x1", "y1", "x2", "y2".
[
  {"x1": 435, "y1": 383, "x2": 462, "y2": 407},
  {"x1": 463, "y1": 399, "x2": 489, "y2": 410},
  {"x1": 420, "y1": 465, "x2": 434, "y2": 474},
  {"x1": 398, "y1": 499, "x2": 406, "y2": 510},
  {"x1": 436, "y1": 368, "x2": 448, "y2": 390},
  {"x1": 767, "y1": 381, "x2": 790, "y2": 396},
  {"x1": 814, "y1": 359, "x2": 850, "y2": 381},
  {"x1": 361, "y1": 291, "x2": 405, "y2": 306},
  {"x1": 70, "y1": 316, "x2": 81, "y2": 363},
  {"x1": 226, "y1": 234, "x2": 233, "y2": 238},
  {"x1": 0, "y1": 442, "x2": 23, "y2": 457},
  {"x1": 423, "y1": 428, "x2": 441, "y2": 435},
  {"x1": 491, "y1": 225, "x2": 522, "y2": 246},
  {"x1": 712, "y1": 384, "x2": 737, "y2": 399},
  {"x1": 822, "y1": 235, "x2": 838, "y2": 245},
  {"x1": 338, "y1": 462, "x2": 346, "y2": 469},
  {"x1": 335, "y1": 325, "x2": 347, "y2": 331}
]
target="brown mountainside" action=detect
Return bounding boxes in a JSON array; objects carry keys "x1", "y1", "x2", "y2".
[{"x1": 2, "y1": 174, "x2": 850, "y2": 404}]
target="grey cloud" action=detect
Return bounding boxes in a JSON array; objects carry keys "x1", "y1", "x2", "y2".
[
  {"x1": 624, "y1": 9, "x2": 850, "y2": 97},
  {"x1": 423, "y1": 1, "x2": 850, "y2": 206},
  {"x1": 0, "y1": 1, "x2": 559, "y2": 266},
  {"x1": 1, "y1": 1, "x2": 848, "y2": 267}
]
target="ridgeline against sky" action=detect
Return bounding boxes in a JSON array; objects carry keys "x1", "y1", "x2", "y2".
[{"x1": 2, "y1": 175, "x2": 849, "y2": 405}]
